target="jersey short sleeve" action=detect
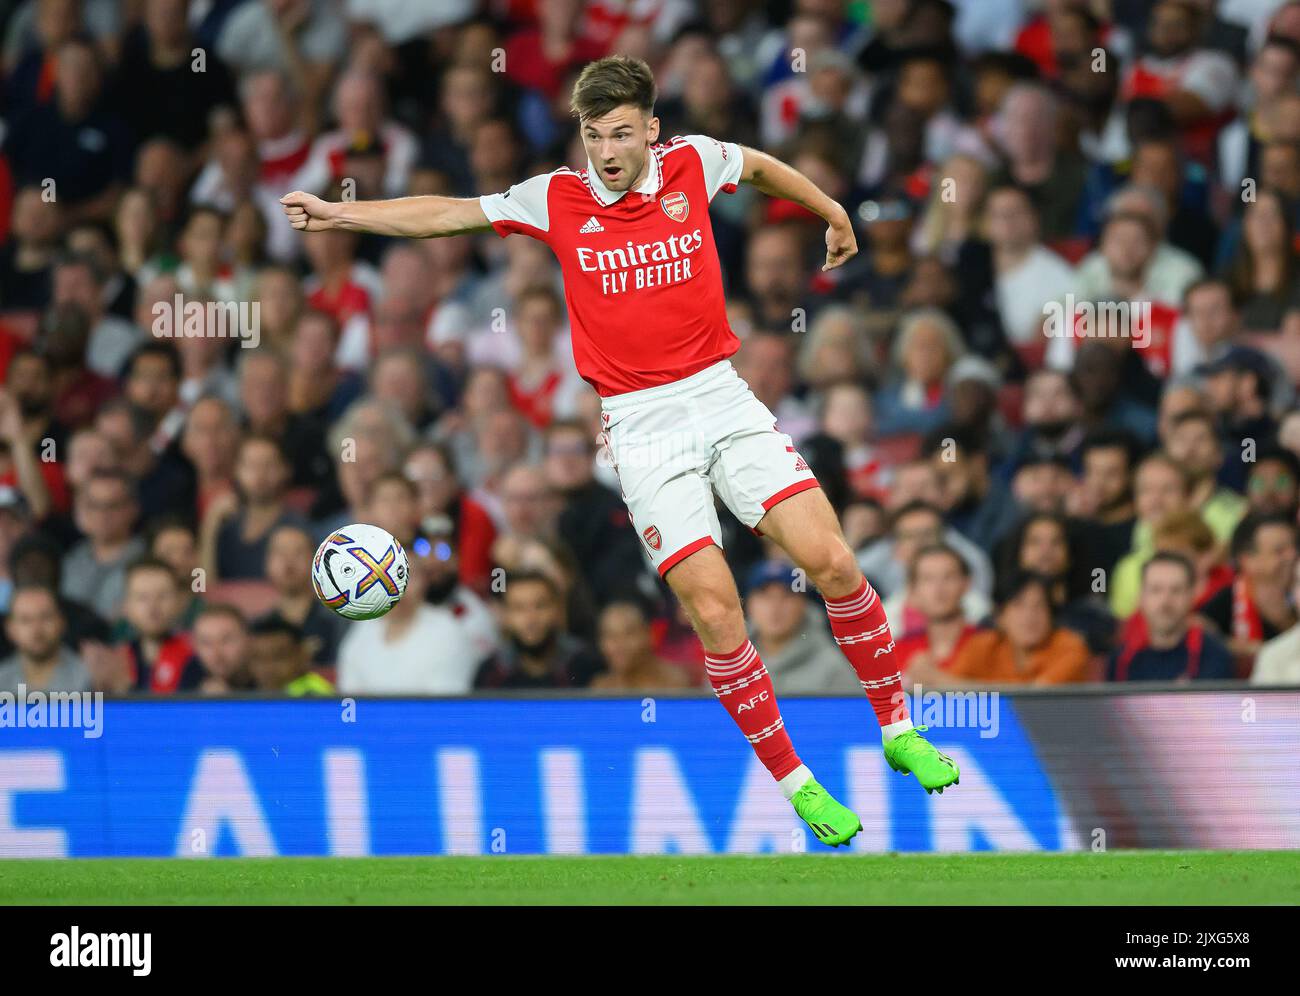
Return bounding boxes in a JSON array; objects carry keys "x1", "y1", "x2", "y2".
[
  {"x1": 680, "y1": 135, "x2": 744, "y2": 201},
  {"x1": 478, "y1": 172, "x2": 554, "y2": 239}
]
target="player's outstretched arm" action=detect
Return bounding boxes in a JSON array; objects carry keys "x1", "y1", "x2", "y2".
[
  {"x1": 279, "y1": 191, "x2": 493, "y2": 239},
  {"x1": 738, "y1": 146, "x2": 857, "y2": 271}
]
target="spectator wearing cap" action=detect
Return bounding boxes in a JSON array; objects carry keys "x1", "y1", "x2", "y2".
[
  {"x1": 248, "y1": 615, "x2": 335, "y2": 697},
  {"x1": 262, "y1": 522, "x2": 344, "y2": 668},
  {"x1": 892, "y1": 543, "x2": 981, "y2": 682},
  {"x1": 1199, "y1": 514, "x2": 1299, "y2": 673},
  {"x1": 591, "y1": 599, "x2": 690, "y2": 691},
  {"x1": 741, "y1": 559, "x2": 858, "y2": 694},
  {"x1": 190, "y1": 603, "x2": 255, "y2": 694},
  {"x1": 0, "y1": 584, "x2": 90, "y2": 695},
  {"x1": 874, "y1": 309, "x2": 963, "y2": 438},
  {"x1": 475, "y1": 571, "x2": 603, "y2": 691},
  {"x1": 829, "y1": 194, "x2": 914, "y2": 342},
  {"x1": 1245, "y1": 447, "x2": 1300, "y2": 519},
  {"x1": 1252, "y1": 556, "x2": 1300, "y2": 684},
  {"x1": 946, "y1": 355, "x2": 1006, "y2": 446},
  {"x1": 61, "y1": 469, "x2": 144, "y2": 621},
  {"x1": 1198, "y1": 346, "x2": 1282, "y2": 480},
  {"x1": 1109, "y1": 552, "x2": 1234, "y2": 681},
  {"x1": 942, "y1": 571, "x2": 1092, "y2": 685},
  {"x1": 1164, "y1": 410, "x2": 1249, "y2": 543}
]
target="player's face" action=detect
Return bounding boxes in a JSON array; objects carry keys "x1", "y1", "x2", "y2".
[{"x1": 579, "y1": 105, "x2": 659, "y2": 192}]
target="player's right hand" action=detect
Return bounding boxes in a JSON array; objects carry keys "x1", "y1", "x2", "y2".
[{"x1": 280, "y1": 190, "x2": 334, "y2": 232}]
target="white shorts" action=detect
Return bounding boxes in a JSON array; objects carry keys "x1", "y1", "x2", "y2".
[{"x1": 600, "y1": 360, "x2": 820, "y2": 576}]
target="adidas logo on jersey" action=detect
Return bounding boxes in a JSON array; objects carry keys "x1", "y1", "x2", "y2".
[{"x1": 579, "y1": 216, "x2": 605, "y2": 233}]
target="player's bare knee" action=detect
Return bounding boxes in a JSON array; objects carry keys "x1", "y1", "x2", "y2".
[
  {"x1": 808, "y1": 543, "x2": 861, "y2": 597},
  {"x1": 683, "y1": 589, "x2": 744, "y2": 648}
]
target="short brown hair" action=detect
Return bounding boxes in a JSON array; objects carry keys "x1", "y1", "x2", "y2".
[{"x1": 570, "y1": 56, "x2": 656, "y2": 121}]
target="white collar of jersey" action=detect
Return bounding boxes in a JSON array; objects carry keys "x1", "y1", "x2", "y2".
[{"x1": 585, "y1": 147, "x2": 661, "y2": 204}]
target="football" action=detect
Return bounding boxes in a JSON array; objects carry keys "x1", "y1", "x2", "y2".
[{"x1": 311, "y1": 523, "x2": 409, "y2": 620}]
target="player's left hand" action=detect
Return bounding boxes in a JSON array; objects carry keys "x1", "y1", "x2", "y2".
[{"x1": 823, "y1": 217, "x2": 857, "y2": 271}]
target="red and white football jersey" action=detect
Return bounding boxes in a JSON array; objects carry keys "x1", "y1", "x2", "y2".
[{"x1": 479, "y1": 135, "x2": 744, "y2": 396}]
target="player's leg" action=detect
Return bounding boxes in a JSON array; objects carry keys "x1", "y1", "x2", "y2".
[
  {"x1": 756, "y1": 487, "x2": 959, "y2": 792},
  {"x1": 663, "y1": 544, "x2": 861, "y2": 845}
]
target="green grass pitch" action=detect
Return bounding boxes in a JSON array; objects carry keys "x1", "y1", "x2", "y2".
[{"x1": 2, "y1": 851, "x2": 1298, "y2": 904}]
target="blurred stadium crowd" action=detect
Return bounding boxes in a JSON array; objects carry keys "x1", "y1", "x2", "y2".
[{"x1": 1, "y1": 0, "x2": 1300, "y2": 697}]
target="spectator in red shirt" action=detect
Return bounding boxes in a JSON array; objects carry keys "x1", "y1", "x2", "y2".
[
  {"x1": 503, "y1": 0, "x2": 606, "y2": 101},
  {"x1": 115, "y1": 556, "x2": 203, "y2": 693},
  {"x1": 507, "y1": 284, "x2": 582, "y2": 430},
  {"x1": 894, "y1": 543, "x2": 981, "y2": 682}
]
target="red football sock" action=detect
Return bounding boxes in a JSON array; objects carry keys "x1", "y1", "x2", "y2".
[
  {"x1": 824, "y1": 577, "x2": 909, "y2": 728},
  {"x1": 704, "y1": 640, "x2": 802, "y2": 782}
]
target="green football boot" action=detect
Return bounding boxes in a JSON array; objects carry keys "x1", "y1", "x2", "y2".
[
  {"x1": 883, "y1": 726, "x2": 960, "y2": 794},
  {"x1": 790, "y1": 778, "x2": 862, "y2": 847}
]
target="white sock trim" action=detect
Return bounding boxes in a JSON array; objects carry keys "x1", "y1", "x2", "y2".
[
  {"x1": 882, "y1": 718, "x2": 914, "y2": 741},
  {"x1": 778, "y1": 763, "x2": 814, "y2": 800}
]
